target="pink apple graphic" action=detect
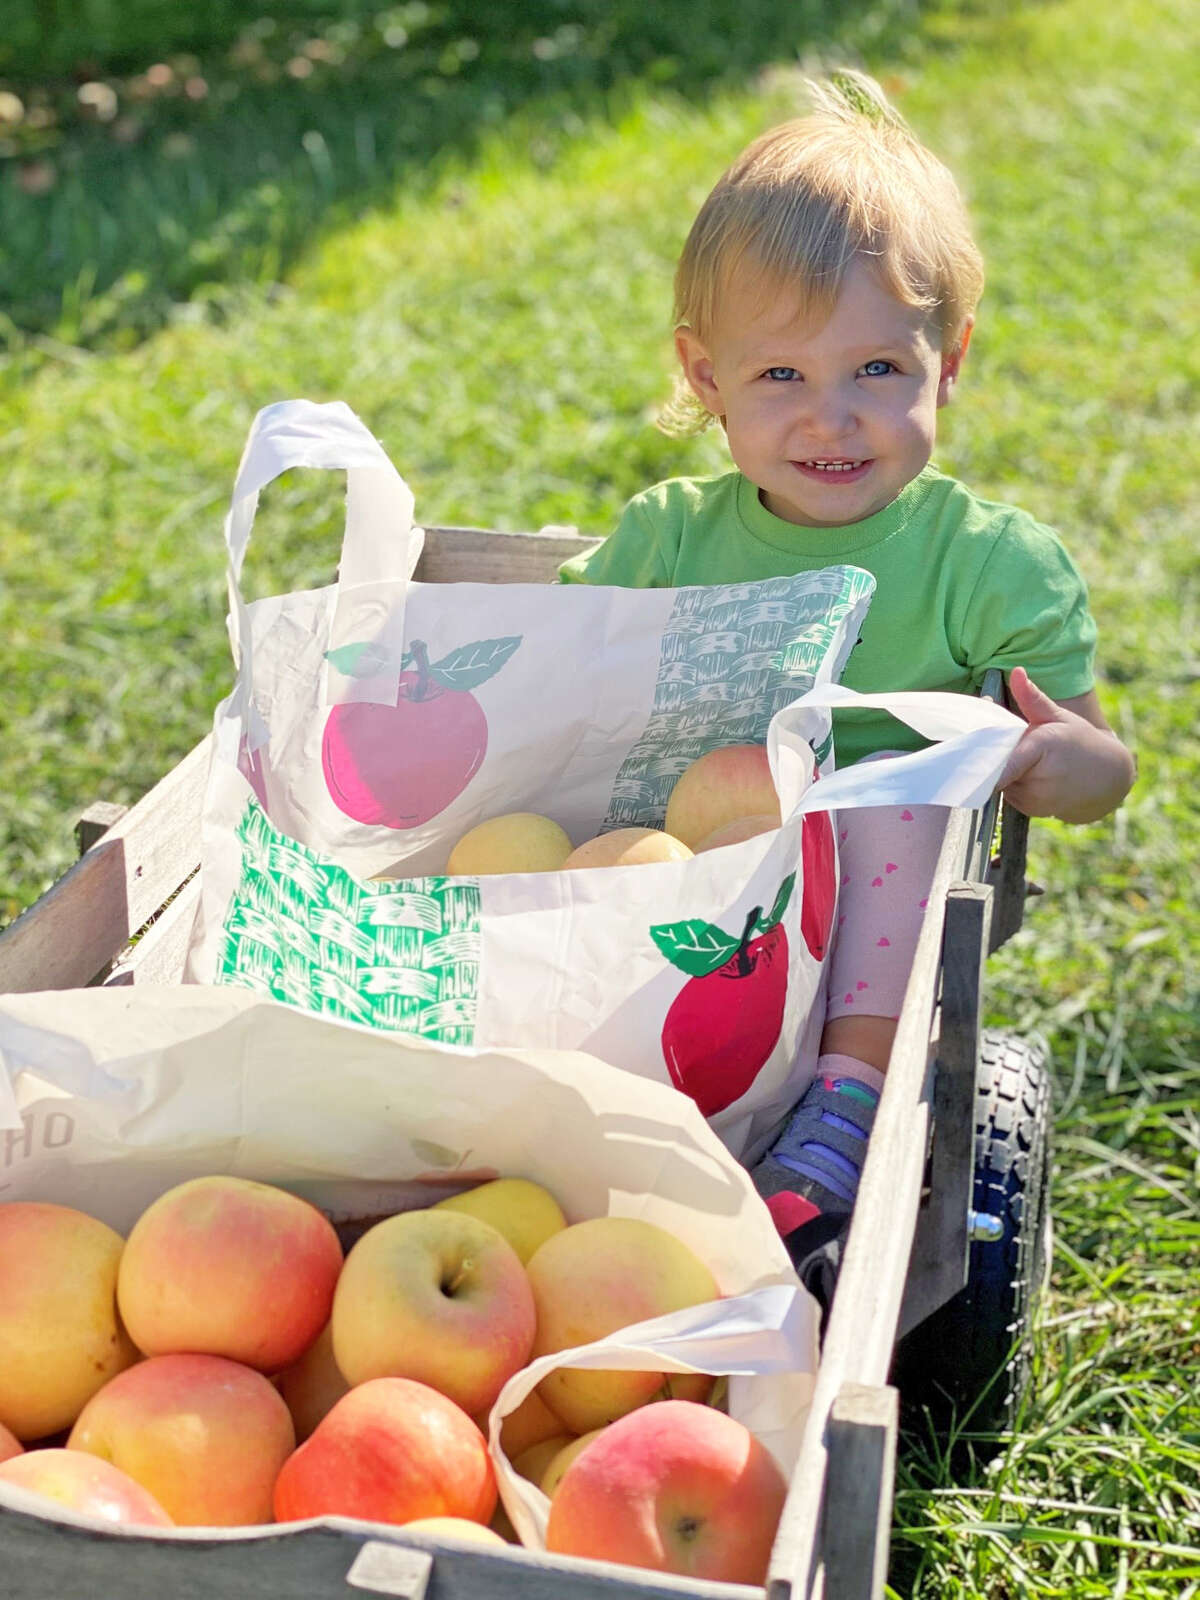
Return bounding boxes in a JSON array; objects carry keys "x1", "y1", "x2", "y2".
[
  {"x1": 800, "y1": 811, "x2": 837, "y2": 960},
  {"x1": 651, "y1": 875, "x2": 793, "y2": 1118},
  {"x1": 321, "y1": 634, "x2": 520, "y2": 829}
]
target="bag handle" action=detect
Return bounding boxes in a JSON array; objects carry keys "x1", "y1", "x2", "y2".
[
  {"x1": 224, "y1": 400, "x2": 420, "y2": 744},
  {"x1": 769, "y1": 683, "x2": 1026, "y2": 818}
]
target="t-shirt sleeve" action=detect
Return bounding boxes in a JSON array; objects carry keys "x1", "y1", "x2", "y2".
[
  {"x1": 959, "y1": 514, "x2": 1097, "y2": 699},
  {"x1": 557, "y1": 488, "x2": 675, "y2": 587}
]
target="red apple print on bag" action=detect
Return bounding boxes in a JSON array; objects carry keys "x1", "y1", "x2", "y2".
[
  {"x1": 651, "y1": 875, "x2": 793, "y2": 1118},
  {"x1": 800, "y1": 811, "x2": 837, "y2": 960},
  {"x1": 321, "y1": 635, "x2": 520, "y2": 828}
]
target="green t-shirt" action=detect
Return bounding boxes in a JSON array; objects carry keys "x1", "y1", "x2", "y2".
[{"x1": 559, "y1": 465, "x2": 1097, "y2": 767}]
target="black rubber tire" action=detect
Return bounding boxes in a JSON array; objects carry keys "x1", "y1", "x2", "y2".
[{"x1": 891, "y1": 1028, "x2": 1052, "y2": 1450}]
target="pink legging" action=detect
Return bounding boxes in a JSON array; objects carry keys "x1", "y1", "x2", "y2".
[{"x1": 825, "y1": 761, "x2": 949, "y2": 1025}]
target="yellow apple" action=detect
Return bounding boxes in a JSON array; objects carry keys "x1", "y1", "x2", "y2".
[
  {"x1": 0, "y1": 1201, "x2": 139, "y2": 1441},
  {"x1": 433, "y1": 1178, "x2": 567, "y2": 1265},
  {"x1": 511, "y1": 1432, "x2": 576, "y2": 1485},
  {"x1": 447, "y1": 812, "x2": 573, "y2": 874},
  {"x1": 401, "y1": 1516, "x2": 508, "y2": 1545},
  {"x1": 546, "y1": 1400, "x2": 787, "y2": 1584},
  {"x1": 331, "y1": 1209, "x2": 537, "y2": 1416},
  {"x1": 526, "y1": 1216, "x2": 719, "y2": 1434},
  {"x1": 563, "y1": 828, "x2": 693, "y2": 869},
  {"x1": 498, "y1": 1385, "x2": 567, "y2": 1459},
  {"x1": 540, "y1": 1427, "x2": 605, "y2": 1497},
  {"x1": 664, "y1": 745, "x2": 781, "y2": 850},
  {"x1": 275, "y1": 1320, "x2": 350, "y2": 1443}
]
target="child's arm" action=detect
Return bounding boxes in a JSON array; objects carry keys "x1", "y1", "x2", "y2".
[{"x1": 997, "y1": 666, "x2": 1135, "y2": 823}]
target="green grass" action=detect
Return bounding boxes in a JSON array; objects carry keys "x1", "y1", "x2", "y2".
[{"x1": 2, "y1": 0, "x2": 1198, "y2": 1592}]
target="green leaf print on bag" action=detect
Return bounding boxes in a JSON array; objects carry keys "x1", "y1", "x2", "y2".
[
  {"x1": 217, "y1": 802, "x2": 481, "y2": 1042},
  {"x1": 322, "y1": 635, "x2": 521, "y2": 829}
]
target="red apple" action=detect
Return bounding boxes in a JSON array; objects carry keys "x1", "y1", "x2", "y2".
[
  {"x1": 273, "y1": 1378, "x2": 496, "y2": 1527},
  {"x1": 67, "y1": 1352, "x2": 295, "y2": 1526},
  {"x1": 117, "y1": 1175, "x2": 343, "y2": 1373},
  {"x1": 322, "y1": 635, "x2": 519, "y2": 829},
  {"x1": 800, "y1": 810, "x2": 837, "y2": 960},
  {"x1": 0, "y1": 1448, "x2": 173, "y2": 1528},
  {"x1": 546, "y1": 1400, "x2": 788, "y2": 1585},
  {"x1": 275, "y1": 1320, "x2": 350, "y2": 1443},
  {"x1": 653, "y1": 876, "x2": 794, "y2": 1118}
]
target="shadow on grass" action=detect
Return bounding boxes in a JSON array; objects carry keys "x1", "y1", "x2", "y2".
[{"x1": 1, "y1": 0, "x2": 951, "y2": 349}]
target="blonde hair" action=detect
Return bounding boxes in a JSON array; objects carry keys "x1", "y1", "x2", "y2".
[{"x1": 661, "y1": 71, "x2": 985, "y2": 435}]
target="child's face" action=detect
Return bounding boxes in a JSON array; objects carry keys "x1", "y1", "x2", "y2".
[{"x1": 676, "y1": 257, "x2": 970, "y2": 527}]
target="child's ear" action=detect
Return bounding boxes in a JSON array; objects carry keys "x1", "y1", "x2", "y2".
[
  {"x1": 674, "y1": 327, "x2": 723, "y2": 417},
  {"x1": 936, "y1": 317, "x2": 973, "y2": 407}
]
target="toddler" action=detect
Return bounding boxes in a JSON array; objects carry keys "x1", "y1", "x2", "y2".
[{"x1": 560, "y1": 73, "x2": 1134, "y2": 1246}]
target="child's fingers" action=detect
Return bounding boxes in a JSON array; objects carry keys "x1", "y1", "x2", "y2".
[{"x1": 1007, "y1": 666, "x2": 1066, "y2": 728}]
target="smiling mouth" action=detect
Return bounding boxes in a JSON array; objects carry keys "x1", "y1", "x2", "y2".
[{"x1": 797, "y1": 459, "x2": 869, "y2": 472}]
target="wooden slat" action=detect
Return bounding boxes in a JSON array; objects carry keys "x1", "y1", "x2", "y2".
[
  {"x1": 414, "y1": 525, "x2": 600, "y2": 585},
  {"x1": 0, "y1": 1501, "x2": 763, "y2": 1600},
  {"x1": 0, "y1": 737, "x2": 211, "y2": 994},
  {"x1": 768, "y1": 807, "x2": 975, "y2": 1600},
  {"x1": 898, "y1": 882, "x2": 992, "y2": 1338},
  {"x1": 822, "y1": 1384, "x2": 899, "y2": 1600},
  {"x1": 102, "y1": 873, "x2": 201, "y2": 988}
]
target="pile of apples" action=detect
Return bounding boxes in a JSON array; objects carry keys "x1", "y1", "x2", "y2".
[
  {"x1": 438, "y1": 742, "x2": 783, "y2": 875},
  {"x1": 0, "y1": 1174, "x2": 788, "y2": 1585}
]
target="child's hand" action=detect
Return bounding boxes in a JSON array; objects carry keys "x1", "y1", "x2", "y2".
[{"x1": 998, "y1": 667, "x2": 1135, "y2": 823}]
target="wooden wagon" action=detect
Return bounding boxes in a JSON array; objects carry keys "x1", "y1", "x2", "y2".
[{"x1": 0, "y1": 524, "x2": 1049, "y2": 1600}]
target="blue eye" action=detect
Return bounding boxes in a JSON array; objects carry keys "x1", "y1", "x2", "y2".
[
  {"x1": 861, "y1": 360, "x2": 895, "y2": 377},
  {"x1": 765, "y1": 366, "x2": 799, "y2": 381}
]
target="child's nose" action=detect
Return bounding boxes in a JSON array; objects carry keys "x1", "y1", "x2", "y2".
[{"x1": 794, "y1": 386, "x2": 856, "y2": 441}]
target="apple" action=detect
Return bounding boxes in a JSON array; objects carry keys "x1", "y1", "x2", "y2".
[
  {"x1": 322, "y1": 635, "x2": 519, "y2": 829},
  {"x1": 0, "y1": 1201, "x2": 139, "y2": 1441},
  {"x1": 540, "y1": 1427, "x2": 604, "y2": 1497},
  {"x1": 526, "y1": 1217, "x2": 719, "y2": 1434},
  {"x1": 664, "y1": 745, "x2": 780, "y2": 850},
  {"x1": 545, "y1": 1400, "x2": 788, "y2": 1585},
  {"x1": 446, "y1": 813, "x2": 573, "y2": 875},
  {"x1": 511, "y1": 1432, "x2": 576, "y2": 1485},
  {"x1": 800, "y1": 810, "x2": 837, "y2": 960},
  {"x1": 0, "y1": 1422, "x2": 23, "y2": 1465},
  {"x1": 433, "y1": 1177, "x2": 567, "y2": 1265},
  {"x1": 400, "y1": 1516, "x2": 508, "y2": 1545},
  {"x1": 275, "y1": 1320, "x2": 350, "y2": 1443},
  {"x1": 0, "y1": 1448, "x2": 173, "y2": 1528},
  {"x1": 273, "y1": 1378, "x2": 496, "y2": 1527},
  {"x1": 117, "y1": 1175, "x2": 343, "y2": 1373},
  {"x1": 67, "y1": 1352, "x2": 295, "y2": 1526},
  {"x1": 331, "y1": 1208, "x2": 536, "y2": 1416},
  {"x1": 693, "y1": 812, "x2": 780, "y2": 852},
  {"x1": 652, "y1": 874, "x2": 794, "y2": 1118},
  {"x1": 563, "y1": 828, "x2": 693, "y2": 869},
  {"x1": 498, "y1": 1385, "x2": 568, "y2": 1459}
]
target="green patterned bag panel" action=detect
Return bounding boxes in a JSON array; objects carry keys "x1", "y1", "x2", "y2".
[
  {"x1": 217, "y1": 802, "x2": 481, "y2": 1042},
  {"x1": 603, "y1": 567, "x2": 873, "y2": 829}
]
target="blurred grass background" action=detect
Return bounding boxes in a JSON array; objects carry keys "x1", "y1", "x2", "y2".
[{"x1": 1, "y1": 0, "x2": 1198, "y2": 1593}]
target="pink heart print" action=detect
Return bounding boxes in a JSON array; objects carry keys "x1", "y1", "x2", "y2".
[
  {"x1": 856, "y1": 981, "x2": 869, "y2": 990},
  {"x1": 885, "y1": 862, "x2": 898, "y2": 873},
  {"x1": 900, "y1": 809, "x2": 914, "y2": 821},
  {"x1": 871, "y1": 876, "x2": 883, "y2": 887},
  {"x1": 877, "y1": 937, "x2": 891, "y2": 947}
]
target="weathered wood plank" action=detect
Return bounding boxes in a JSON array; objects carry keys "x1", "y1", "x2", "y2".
[
  {"x1": 102, "y1": 873, "x2": 201, "y2": 988},
  {"x1": 767, "y1": 806, "x2": 976, "y2": 1600},
  {"x1": 0, "y1": 737, "x2": 211, "y2": 994},
  {"x1": 0, "y1": 1501, "x2": 764, "y2": 1600},
  {"x1": 821, "y1": 1384, "x2": 899, "y2": 1600},
  {"x1": 898, "y1": 883, "x2": 993, "y2": 1338},
  {"x1": 414, "y1": 526, "x2": 600, "y2": 586}
]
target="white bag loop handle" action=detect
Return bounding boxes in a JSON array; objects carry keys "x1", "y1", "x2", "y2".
[
  {"x1": 224, "y1": 400, "x2": 420, "y2": 742},
  {"x1": 769, "y1": 682, "x2": 1026, "y2": 818}
]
